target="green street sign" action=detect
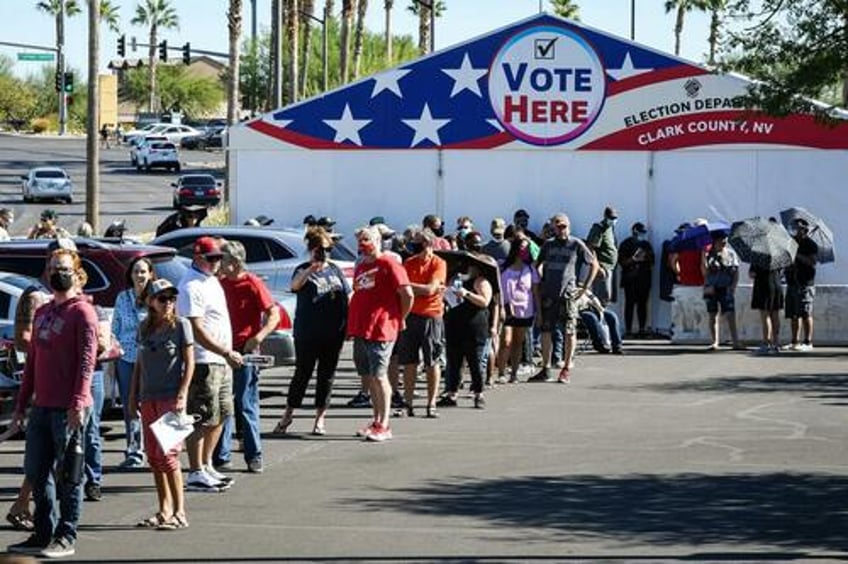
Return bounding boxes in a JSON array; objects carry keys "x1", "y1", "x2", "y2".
[{"x1": 17, "y1": 52, "x2": 54, "y2": 62}]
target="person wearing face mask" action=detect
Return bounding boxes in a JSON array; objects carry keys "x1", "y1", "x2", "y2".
[
  {"x1": 454, "y1": 217, "x2": 474, "y2": 250},
  {"x1": 422, "y1": 214, "x2": 451, "y2": 250},
  {"x1": 176, "y1": 237, "x2": 243, "y2": 493},
  {"x1": 513, "y1": 209, "x2": 543, "y2": 246},
  {"x1": 783, "y1": 218, "x2": 818, "y2": 351},
  {"x1": 0, "y1": 208, "x2": 14, "y2": 241},
  {"x1": 275, "y1": 228, "x2": 349, "y2": 436},
  {"x1": 348, "y1": 226, "x2": 413, "y2": 442},
  {"x1": 396, "y1": 227, "x2": 446, "y2": 418},
  {"x1": 497, "y1": 237, "x2": 540, "y2": 383},
  {"x1": 482, "y1": 218, "x2": 510, "y2": 266},
  {"x1": 586, "y1": 206, "x2": 620, "y2": 306},
  {"x1": 617, "y1": 222, "x2": 655, "y2": 337},
  {"x1": 8, "y1": 248, "x2": 98, "y2": 558}
]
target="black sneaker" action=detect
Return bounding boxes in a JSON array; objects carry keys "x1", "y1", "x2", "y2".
[
  {"x1": 390, "y1": 391, "x2": 406, "y2": 409},
  {"x1": 527, "y1": 369, "x2": 551, "y2": 382},
  {"x1": 435, "y1": 395, "x2": 457, "y2": 407},
  {"x1": 84, "y1": 481, "x2": 102, "y2": 502},
  {"x1": 41, "y1": 536, "x2": 75, "y2": 558},
  {"x1": 346, "y1": 391, "x2": 372, "y2": 408},
  {"x1": 8, "y1": 534, "x2": 49, "y2": 554}
]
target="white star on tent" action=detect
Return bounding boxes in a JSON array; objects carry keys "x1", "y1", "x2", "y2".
[
  {"x1": 606, "y1": 52, "x2": 653, "y2": 81},
  {"x1": 442, "y1": 53, "x2": 488, "y2": 98},
  {"x1": 270, "y1": 119, "x2": 292, "y2": 129},
  {"x1": 370, "y1": 68, "x2": 411, "y2": 98},
  {"x1": 402, "y1": 104, "x2": 451, "y2": 147},
  {"x1": 486, "y1": 119, "x2": 504, "y2": 132},
  {"x1": 323, "y1": 104, "x2": 371, "y2": 146}
]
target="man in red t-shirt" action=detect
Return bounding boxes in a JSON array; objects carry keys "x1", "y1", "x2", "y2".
[
  {"x1": 217, "y1": 241, "x2": 279, "y2": 473},
  {"x1": 397, "y1": 228, "x2": 446, "y2": 418},
  {"x1": 348, "y1": 225, "x2": 413, "y2": 442}
]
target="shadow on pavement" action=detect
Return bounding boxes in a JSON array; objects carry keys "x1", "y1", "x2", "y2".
[
  {"x1": 341, "y1": 473, "x2": 848, "y2": 554},
  {"x1": 65, "y1": 555, "x2": 848, "y2": 563}
]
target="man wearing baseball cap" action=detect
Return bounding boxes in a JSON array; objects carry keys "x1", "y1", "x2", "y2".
[
  {"x1": 482, "y1": 218, "x2": 510, "y2": 266},
  {"x1": 177, "y1": 236, "x2": 243, "y2": 492}
]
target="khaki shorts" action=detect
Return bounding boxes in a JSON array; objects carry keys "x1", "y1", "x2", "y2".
[{"x1": 187, "y1": 363, "x2": 233, "y2": 426}]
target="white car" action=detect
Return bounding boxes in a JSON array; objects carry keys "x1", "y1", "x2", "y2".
[
  {"x1": 20, "y1": 167, "x2": 73, "y2": 204},
  {"x1": 136, "y1": 141, "x2": 181, "y2": 173},
  {"x1": 154, "y1": 124, "x2": 201, "y2": 145},
  {"x1": 122, "y1": 122, "x2": 170, "y2": 144},
  {"x1": 130, "y1": 135, "x2": 168, "y2": 166}
]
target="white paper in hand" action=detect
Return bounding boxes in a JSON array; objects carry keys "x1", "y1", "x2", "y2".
[{"x1": 149, "y1": 411, "x2": 197, "y2": 453}]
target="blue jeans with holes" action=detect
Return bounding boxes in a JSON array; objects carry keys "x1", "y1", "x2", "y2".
[
  {"x1": 115, "y1": 359, "x2": 143, "y2": 461},
  {"x1": 84, "y1": 370, "x2": 104, "y2": 486},
  {"x1": 215, "y1": 363, "x2": 261, "y2": 465},
  {"x1": 25, "y1": 406, "x2": 90, "y2": 543}
]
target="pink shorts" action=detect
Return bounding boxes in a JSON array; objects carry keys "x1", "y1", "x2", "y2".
[{"x1": 140, "y1": 398, "x2": 183, "y2": 473}]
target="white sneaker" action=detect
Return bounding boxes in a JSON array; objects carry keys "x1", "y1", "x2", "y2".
[
  {"x1": 781, "y1": 343, "x2": 799, "y2": 351},
  {"x1": 205, "y1": 465, "x2": 234, "y2": 486},
  {"x1": 185, "y1": 469, "x2": 224, "y2": 493},
  {"x1": 796, "y1": 343, "x2": 814, "y2": 352}
]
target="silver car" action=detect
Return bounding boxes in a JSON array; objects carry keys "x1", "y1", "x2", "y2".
[
  {"x1": 21, "y1": 167, "x2": 73, "y2": 204},
  {"x1": 151, "y1": 225, "x2": 356, "y2": 293}
]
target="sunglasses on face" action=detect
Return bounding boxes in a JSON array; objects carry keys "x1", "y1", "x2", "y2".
[
  {"x1": 204, "y1": 255, "x2": 222, "y2": 263},
  {"x1": 156, "y1": 295, "x2": 176, "y2": 304},
  {"x1": 555, "y1": 223, "x2": 569, "y2": 229}
]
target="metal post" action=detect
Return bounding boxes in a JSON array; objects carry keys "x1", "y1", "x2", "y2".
[
  {"x1": 58, "y1": 1, "x2": 67, "y2": 136},
  {"x1": 539, "y1": 0, "x2": 543, "y2": 13},
  {"x1": 322, "y1": 5, "x2": 329, "y2": 92},
  {"x1": 630, "y1": 0, "x2": 636, "y2": 40}
]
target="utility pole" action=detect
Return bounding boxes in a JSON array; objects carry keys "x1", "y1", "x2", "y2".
[
  {"x1": 57, "y1": 0, "x2": 67, "y2": 136},
  {"x1": 86, "y1": 0, "x2": 100, "y2": 233},
  {"x1": 631, "y1": 0, "x2": 636, "y2": 40}
]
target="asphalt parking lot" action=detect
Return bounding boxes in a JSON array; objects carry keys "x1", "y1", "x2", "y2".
[{"x1": 0, "y1": 341, "x2": 845, "y2": 562}]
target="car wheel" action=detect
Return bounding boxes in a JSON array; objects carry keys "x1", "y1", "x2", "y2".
[
  {"x1": 64, "y1": 197, "x2": 72, "y2": 204},
  {"x1": 174, "y1": 163, "x2": 181, "y2": 173},
  {"x1": 144, "y1": 160, "x2": 151, "y2": 172}
]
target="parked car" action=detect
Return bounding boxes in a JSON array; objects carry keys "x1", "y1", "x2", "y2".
[
  {"x1": 151, "y1": 226, "x2": 356, "y2": 294},
  {"x1": 171, "y1": 174, "x2": 222, "y2": 208},
  {"x1": 130, "y1": 135, "x2": 168, "y2": 166},
  {"x1": 154, "y1": 124, "x2": 201, "y2": 145},
  {"x1": 180, "y1": 126, "x2": 225, "y2": 150},
  {"x1": 136, "y1": 141, "x2": 181, "y2": 173},
  {"x1": 123, "y1": 122, "x2": 170, "y2": 144},
  {"x1": 20, "y1": 167, "x2": 73, "y2": 204}
]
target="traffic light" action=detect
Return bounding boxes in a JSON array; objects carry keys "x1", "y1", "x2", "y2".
[
  {"x1": 158, "y1": 40, "x2": 168, "y2": 62},
  {"x1": 181, "y1": 42, "x2": 191, "y2": 65},
  {"x1": 54, "y1": 70, "x2": 62, "y2": 92},
  {"x1": 117, "y1": 34, "x2": 126, "y2": 57},
  {"x1": 63, "y1": 72, "x2": 73, "y2": 94}
]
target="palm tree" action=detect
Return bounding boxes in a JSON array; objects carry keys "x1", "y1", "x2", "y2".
[
  {"x1": 704, "y1": 0, "x2": 726, "y2": 66},
  {"x1": 339, "y1": 0, "x2": 354, "y2": 83},
  {"x1": 228, "y1": 0, "x2": 242, "y2": 126},
  {"x1": 131, "y1": 0, "x2": 179, "y2": 112},
  {"x1": 99, "y1": 0, "x2": 120, "y2": 33},
  {"x1": 285, "y1": 0, "x2": 299, "y2": 102},
  {"x1": 550, "y1": 0, "x2": 580, "y2": 20},
  {"x1": 665, "y1": 0, "x2": 706, "y2": 57},
  {"x1": 384, "y1": 0, "x2": 393, "y2": 64},
  {"x1": 407, "y1": 0, "x2": 445, "y2": 55},
  {"x1": 300, "y1": 0, "x2": 314, "y2": 96},
  {"x1": 86, "y1": 0, "x2": 100, "y2": 232},
  {"x1": 352, "y1": 0, "x2": 367, "y2": 78}
]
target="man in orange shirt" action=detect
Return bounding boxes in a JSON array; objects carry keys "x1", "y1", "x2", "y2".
[{"x1": 396, "y1": 227, "x2": 447, "y2": 418}]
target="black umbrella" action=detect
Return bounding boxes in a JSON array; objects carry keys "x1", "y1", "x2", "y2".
[
  {"x1": 729, "y1": 217, "x2": 797, "y2": 270},
  {"x1": 779, "y1": 207, "x2": 835, "y2": 264},
  {"x1": 434, "y1": 250, "x2": 501, "y2": 296}
]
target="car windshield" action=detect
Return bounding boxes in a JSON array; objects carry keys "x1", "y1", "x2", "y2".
[
  {"x1": 331, "y1": 240, "x2": 357, "y2": 261},
  {"x1": 34, "y1": 170, "x2": 65, "y2": 179},
  {"x1": 181, "y1": 176, "x2": 215, "y2": 186}
]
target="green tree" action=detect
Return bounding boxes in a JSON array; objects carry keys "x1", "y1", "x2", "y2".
[
  {"x1": 228, "y1": 0, "x2": 243, "y2": 126},
  {"x1": 664, "y1": 0, "x2": 707, "y2": 57},
  {"x1": 0, "y1": 75, "x2": 38, "y2": 126},
  {"x1": 340, "y1": 0, "x2": 354, "y2": 82},
  {"x1": 125, "y1": 65, "x2": 224, "y2": 117},
  {"x1": 131, "y1": 0, "x2": 179, "y2": 112},
  {"x1": 408, "y1": 0, "x2": 445, "y2": 55},
  {"x1": 0, "y1": 55, "x2": 13, "y2": 77},
  {"x1": 724, "y1": 0, "x2": 848, "y2": 116},
  {"x1": 99, "y1": 0, "x2": 121, "y2": 33},
  {"x1": 352, "y1": 0, "x2": 368, "y2": 78},
  {"x1": 384, "y1": 0, "x2": 394, "y2": 63},
  {"x1": 550, "y1": 0, "x2": 580, "y2": 20},
  {"x1": 704, "y1": 0, "x2": 725, "y2": 66}
]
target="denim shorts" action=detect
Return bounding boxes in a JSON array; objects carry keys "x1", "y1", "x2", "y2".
[
  {"x1": 704, "y1": 286, "x2": 735, "y2": 314},
  {"x1": 187, "y1": 363, "x2": 233, "y2": 426},
  {"x1": 353, "y1": 338, "x2": 393, "y2": 378}
]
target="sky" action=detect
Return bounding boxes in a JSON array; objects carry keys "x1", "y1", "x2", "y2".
[{"x1": 0, "y1": 0, "x2": 717, "y2": 80}]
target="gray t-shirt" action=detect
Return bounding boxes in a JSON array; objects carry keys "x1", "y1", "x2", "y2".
[
  {"x1": 137, "y1": 317, "x2": 194, "y2": 401},
  {"x1": 538, "y1": 236, "x2": 595, "y2": 298},
  {"x1": 482, "y1": 238, "x2": 510, "y2": 266}
]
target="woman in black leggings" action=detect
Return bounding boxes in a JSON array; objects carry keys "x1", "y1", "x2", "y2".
[{"x1": 273, "y1": 228, "x2": 350, "y2": 435}]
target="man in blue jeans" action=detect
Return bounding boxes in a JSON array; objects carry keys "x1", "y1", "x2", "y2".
[{"x1": 214, "y1": 241, "x2": 279, "y2": 473}]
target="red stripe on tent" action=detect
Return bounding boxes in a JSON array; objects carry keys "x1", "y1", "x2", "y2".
[
  {"x1": 579, "y1": 110, "x2": 848, "y2": 151},
  {"x1": 607, "y1": 66, "x2": 708, "y2": 96},
  {"x1": 442, "y1": 131, "x2": 514, "y2": 149}
]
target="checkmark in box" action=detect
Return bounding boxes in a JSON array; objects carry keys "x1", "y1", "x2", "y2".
[{"x1": 535, "y1": 37, "x2": 557, "y2": 60}]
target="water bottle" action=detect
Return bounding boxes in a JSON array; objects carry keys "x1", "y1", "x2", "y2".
[{"x1": 62, "y1": 430, "x2": 84, "y2": 485}]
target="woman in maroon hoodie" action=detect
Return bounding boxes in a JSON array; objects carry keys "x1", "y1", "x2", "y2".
[{"x1": 8, "y1": 248, "x2": 98, "y2": 559}]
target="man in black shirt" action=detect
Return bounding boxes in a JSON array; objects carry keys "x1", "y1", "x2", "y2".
[{"x1": 784, "y1": 218, "x2": 818, "y2": 351}]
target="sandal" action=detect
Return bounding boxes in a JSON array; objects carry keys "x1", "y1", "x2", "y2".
[
  {"x1": 6, "y1": 511, "x2": 34, "y2": 531},
  {"x1": 157, "y1": 513, "x2": 189, "y2": 530},
  {"x1": 272, "y1": 416, "x2": 293, "y2": 435},
  {"x1": 137, "y1": 513, "x2": 169, "y2": 528}
]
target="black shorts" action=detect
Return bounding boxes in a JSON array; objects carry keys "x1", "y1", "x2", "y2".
[
  {"x1": 504, "y1": 316, "x2": 533, "y2": 328},
  {"x1": 396, "y1": 314, "x2": 444, "y2": 367},
  {"x1": 785, "y1": 285, "x2": 815, "y2": 319}
]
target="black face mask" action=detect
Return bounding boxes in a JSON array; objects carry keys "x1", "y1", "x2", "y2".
[
  {"x1": 431, "y1": 226, "x2": 444, "y2": 237},
  {"x1": 406, "y1": 241, "x2": 424, "y2": 255},
  {"x1": 516, "y1": 218, "x2": 529, "y2": 229},
  {"x1": 49, "y1": 271, "x2": 74, "y2": 292},
  {"x1": 467, "y1": 242, "x2": 483, "y2": 253}
]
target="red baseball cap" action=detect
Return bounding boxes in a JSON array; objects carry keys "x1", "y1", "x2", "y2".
[{"x1": 194, "y1": 236, "x2": 223, "y2": 258}]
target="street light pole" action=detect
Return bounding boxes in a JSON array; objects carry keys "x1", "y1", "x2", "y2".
[
  {"x1": 58, "y1": 0, "x2": 67, "y2": 136},
  {"x1": 630, "y1": 0, "x2": 636, "y2": 40}
]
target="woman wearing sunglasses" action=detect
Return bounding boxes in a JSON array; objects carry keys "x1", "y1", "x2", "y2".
[{"x1": 129, "y1": 279, "x2": 194, "y2": 531}]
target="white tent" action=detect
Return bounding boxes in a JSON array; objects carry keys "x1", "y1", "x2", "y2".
[{"x1": 229, "y1": 13, "x2": 848, "y2": 340}]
